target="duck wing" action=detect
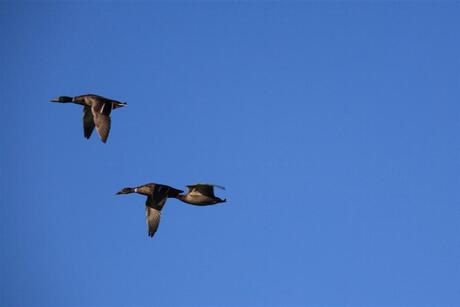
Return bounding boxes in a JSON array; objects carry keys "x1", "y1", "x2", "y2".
[
  {"x1": 186, "y1": 184, "x2": 225, "y2": 197},
  {"x1": 91, "y1": 101, "x2": 112, "y2": 143},
  {"x1": 145, "y1": 191, "x2": 168, "y2": 238},
  {"x1": 145, "y1": 186, "x2": 169, "y2": 209},
  {"x1": 82, "y1": 106, "x2": 95, "y2": 139},
  {"x1": 145, "y1": 206, "x2": 161, "y2": 238}
]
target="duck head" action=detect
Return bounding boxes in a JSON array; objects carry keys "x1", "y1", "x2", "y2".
[
  {"x1": 116, "y1": 187, "x2": 136, "y2": 195},
  {"x1": 50, "y1": 96, "x2": 73, "y2": 103}
]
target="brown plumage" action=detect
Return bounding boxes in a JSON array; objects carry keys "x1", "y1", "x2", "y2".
[
  {"x1": 176, "y1": 183, "x2": 226, "y2": 206},
  {"x1": 50, "y1": 94, "x2": 127, "y2": 143},
  {"x1": 146, "y1": 207, "x2": 161, "y2": 237},
  {"x1": 116, "y1": 183, "x2": 183, "y2": 238}
]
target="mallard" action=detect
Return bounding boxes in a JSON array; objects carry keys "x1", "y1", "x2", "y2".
[
  {"x1": 176, "y1": 183, "x2": 226, "y2": 206},
  {"x1": 116, "y1": 183, "x2": 183, "y2": 237},
  {"x1": 50, "y1": 94, "x2": 127, "y2": 143}
]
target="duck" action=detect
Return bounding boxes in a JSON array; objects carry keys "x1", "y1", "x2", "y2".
[
  {"x1": 176, "y1": 183, "x2": 226, "y2": 206},
  {"x1": 116, "y1": 183, "x2": 183, "y2": 237},
  {"x1": 50, "y1": 94, "x2": 127, "y2": 143}
]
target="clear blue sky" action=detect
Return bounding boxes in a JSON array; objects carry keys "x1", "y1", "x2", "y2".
[{"x1": 1, "y1": 2, "x2": 459, "y2": 306}]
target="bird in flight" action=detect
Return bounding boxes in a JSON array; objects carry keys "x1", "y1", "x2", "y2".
[
  {"x1": 176, "y1": 183, "x2": 226, "y2": 206},
  {"x1": 116, "y1": 183, "x2": 183, "y2": 237},
  {"x1": 50, "y1": 94, "x2": 127, "y2": 143}
]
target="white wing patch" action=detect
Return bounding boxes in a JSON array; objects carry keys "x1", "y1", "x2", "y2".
[{"x1": 189, "y1": 190, "x2": 203, "y2": 196}]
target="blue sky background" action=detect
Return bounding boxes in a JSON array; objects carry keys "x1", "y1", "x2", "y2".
[{"x1": 1, "y1": 1, "x2": 459, "y2": 306}]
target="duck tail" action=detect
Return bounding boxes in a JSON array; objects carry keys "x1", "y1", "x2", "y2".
[
  {"x1": 168, "y1": 187, "x2": 184, "y2": 198},
  {"x1": 113, "y1": 101, "x2": 127, "y2": 109}
]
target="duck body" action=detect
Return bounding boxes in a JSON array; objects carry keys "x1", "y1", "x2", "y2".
[
  {"x1": 117, "y1": 183, "x2": 183, "y2": 201},
  {"x1": 176, "y1": 184, "x2": 226, "y2": 206},
  {"x1": 50, "y1": 94, "x2": 127, "y2": 143},
  {"x1": 116, "y1": 183, "x2": 183, "y2": 237}
]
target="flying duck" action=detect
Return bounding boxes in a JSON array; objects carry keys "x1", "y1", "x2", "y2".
[
  {"x1": 50, "y1": 94, "x2": 127, "y2": 143},
  {"x1": 116, "y1": 183, "x2": 183, "y2": 237},
  {"x1": 176, "y1": 183, "x2": 226, "y2": 206}
]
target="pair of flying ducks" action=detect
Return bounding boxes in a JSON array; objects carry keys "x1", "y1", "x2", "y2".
[
  {"x1": 117, "y1": 183, "x2": 226, "y2": 237},
  {"x1": 51, "y1": 94, "x2": 227, "y2": 238}
]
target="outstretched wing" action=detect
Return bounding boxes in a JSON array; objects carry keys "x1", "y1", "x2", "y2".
[
  {"x1": 82, "y1": 106, "x2": 95, "y2": 139},
  {"x1": 145, "y1": 206, "x2": 161, "y2": 237},
  {"x1": 186, "y1": 184, "x2": 225, "y2": 197},
  {"x1": 145, "y1": 188, "x2": 169, "y2": 210},
  {"x1": 145, "y1": 188, "x2": 169, "y2": 238},
  {"x1": 91, "y1": 101, "x2": 112, "y2": 143}
]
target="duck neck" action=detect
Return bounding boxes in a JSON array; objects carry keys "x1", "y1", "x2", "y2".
[
  {"x1": 72, "y1": 96, "x2": 86, "y2": 105},
  {"x1": 124, "y1": 187, "x2": 137, "y2": 194}
]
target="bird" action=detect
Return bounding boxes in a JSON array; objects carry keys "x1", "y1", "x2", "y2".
[
  {"x1": 176, "y1": 183, "x2": 226, "y2": 206},
  {"x1": 50, "y1": 94, "x2": 127, "y2": 143},
  {"x1": 116, "y1": 183, "x2": 183, "y2": 237}
]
